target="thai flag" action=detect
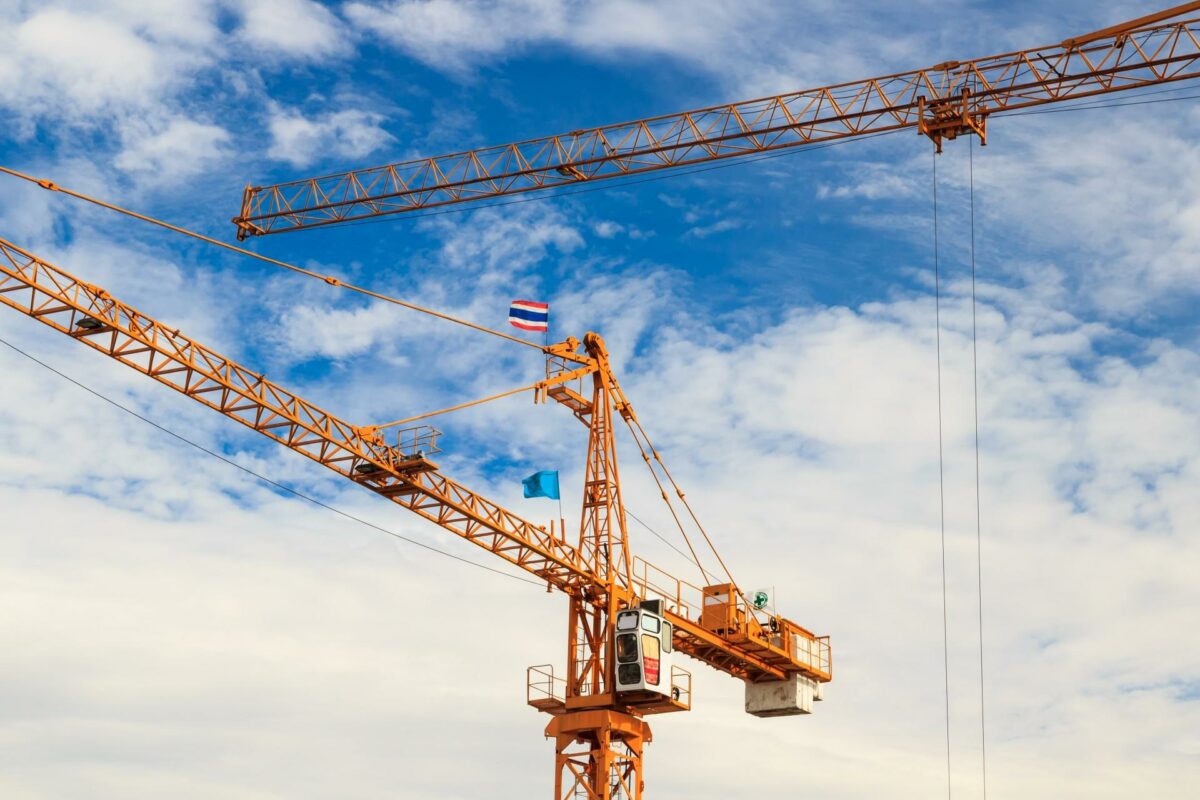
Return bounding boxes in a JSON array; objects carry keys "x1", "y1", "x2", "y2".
[{"x1": 508, "y1": 299, "x2": 549, "y2": 332}]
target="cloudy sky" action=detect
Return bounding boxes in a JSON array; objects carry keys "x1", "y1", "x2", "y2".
[{"x1": 1, "y1": 1, "x2": 1198, "y2": 798}]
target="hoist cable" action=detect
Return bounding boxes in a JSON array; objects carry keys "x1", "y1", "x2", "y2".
[
  {"x1": 969, "y1": 139, "x2": 990, "y2": 800},
  {"x1": 932, "y1": 149, "x2": 953, "y2": 800},
  {"x1": 628, "y1": 415, "x2": 740, "y2": 590},
  {"x1": 1000, "y1": 90, "x2": 1200, "y2": 117},
  {"x1": 0, "y1": 334, "x2": 544, "y2": 588},
  {"x1": 624, "y1": 507, "x2": 706, "y2": 566},
  {"x1": 0, "y1": 165, "x2": 541, "y2": 351},
  {"x1": 619, "y1": 416, "x2": 715, "y2": 585}
]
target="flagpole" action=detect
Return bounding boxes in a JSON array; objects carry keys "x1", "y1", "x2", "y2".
[{"x1": 549, "y1": 304, "x2": 561, "y2": 533}]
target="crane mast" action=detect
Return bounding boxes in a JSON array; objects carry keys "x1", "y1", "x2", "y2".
[
  {"x1": 232, "y1": 4, "x2": 1200, "y2": 237},
  {"x1": 0, "y1": 234, "x2": 830, "y2": 799}
]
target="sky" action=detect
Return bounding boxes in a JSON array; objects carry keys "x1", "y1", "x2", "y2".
[{"x1": 0, "y1": 1, "x2": 1198, "y2": 798}]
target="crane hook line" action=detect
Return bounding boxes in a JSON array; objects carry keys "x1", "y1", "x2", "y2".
[
  {"x1": 0, "y1": 165, "x2": 542, "y2": 351},
  {"x1": 932, "y1": 148, "x2": 953, "y2": 800},
  {"x1": 969, "y1": 139, "x2": 990, "y2": 800}
]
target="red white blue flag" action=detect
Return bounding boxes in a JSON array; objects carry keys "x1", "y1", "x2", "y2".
[{"x1": 509, "y1": 299, "x2": 549, "y2": 332}]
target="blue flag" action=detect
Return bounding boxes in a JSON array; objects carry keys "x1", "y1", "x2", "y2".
[{"x1": 522, "y1": 470, "x2": 560, "y2": 500}]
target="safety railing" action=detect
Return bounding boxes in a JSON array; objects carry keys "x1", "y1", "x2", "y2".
[
  {"x1": 669, "y1": 665, "x2": 692, "y2": 710},
  {"x1": 527, "y1": 664, "x2": 566, "y2": 707},
  {"x1": 630, "y1": 557, "x2": 704, "y2": 622},
  {"x1": 545, "y1": 353, "x2": 585, "y2": 388},
  {"x1": 633, "y1": 556, "x2": 832, "y2": 681},
  {"x1": 789, "y1": 633, "x2": 832, "y2": 677},
  {"x1": 395, "y1": 425, "x2": 442, "y2": 458}
]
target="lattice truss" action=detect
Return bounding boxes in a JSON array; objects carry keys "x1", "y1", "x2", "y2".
[
  {"x1": 0, "y1": 235, "x2": 830, "y2": 687},
  {"x1": 234, "y1": 17, "x2": 1200, "y2": 236}
]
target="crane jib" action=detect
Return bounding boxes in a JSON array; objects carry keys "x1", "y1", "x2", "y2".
[
  {"x1": 233, "y1": 13, "x2": 1200, "y2": 236},
  {"x1": 0, "y1": 234, "x2": 829, "y2": 690}
]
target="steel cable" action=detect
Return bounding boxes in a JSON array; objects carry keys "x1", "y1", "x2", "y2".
[
  {"x1": 0, "y1": 166, "x2": 542, "y2": 351},
  {"x1": 0, "y1": 334, "x2": 544, "y2": 588}
]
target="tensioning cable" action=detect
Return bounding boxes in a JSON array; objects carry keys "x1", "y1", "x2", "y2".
[
  {"x1": 624, "y1": 414, "x2": 740, "y2": 590},
  {"x1": 621, "y1": 416, "x2": 716, "y2": 586},
  {"x1": 0, "y1": 166, "x2": 541, "y2": 351},
  {"x1": 0, "y1": 334, "x2": 544, "y2": 589}
]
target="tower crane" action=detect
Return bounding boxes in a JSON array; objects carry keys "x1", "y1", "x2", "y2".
[
  {"x1": 232, "y1": 2, "x2": 1200, "y2": 238},
  {"x1": 0, "y1": 236, "x2": 830, "y2": 800},
  {"x1": 5, "y1": 3, "x2": 1200, "y2": 799}
]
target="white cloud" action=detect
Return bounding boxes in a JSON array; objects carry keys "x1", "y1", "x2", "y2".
[
  {"x1": 426, "y1": 205, "x2": 583, "y2": 277},
  {"x1": 0, "y1": 3, "x2": 223, "y2": 133},
  {"x1": 252, "y1": 204, "x2": 582, "y2": 355},
  {"x1": 114, "y1": 118, "x2": 232, "y2": 182},
  {"x1": 267, "y1": 106, "x2": 396, "y2": 167},
  {"x1": 235, "y1": 0, "x2": 351, "y2": 59},
  {"x1": 3, "y1": 259, "x2": 1199, "y2": 797},
  {"x1": 2, "y1": 1, "x2": 1199, "y2": 796},
  {"x1": 974, "y1": 113, "x2": 1200, "y2": 315},
  {"x1": 0, "y1": 8, "x2": 177, "y2": 120},
  {"x1": 0, "y1": 1, "x2": 361, "y2": 138},
  {"x1": 344, "y1": 0, "x2": 565, "y2": 72},
  {"x1": 343, "y1": 0, "x2": 947, "y2": 93},
  {"x1": 817, "y1": 165, "x2": 923, "y2": 201},
  {"x1": 277, "y1": 301, "x2": 409, "y2": 360},
  {"x1": 591, "y1": 220, "x2": 623, "y2": 238},
  {"x1": 685, "y1": 217, "x2": 741, "y2": 238}
]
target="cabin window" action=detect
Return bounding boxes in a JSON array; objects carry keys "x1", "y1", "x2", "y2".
[
  {"x1": 616, "y1": 611, "x2": 639, "y2": 631},
  {"x1": 641, "y1": 615, "x2": 661, "y2": 634},
  {"x1": 616, "y1": 633, "x2": 638, "y2": 663},
  {"x1": 662, "y1": 621, "x2": 673, "y2": 653},
  {"x1": 642, "y1": 634, "x2": 661, "y2": 685}
]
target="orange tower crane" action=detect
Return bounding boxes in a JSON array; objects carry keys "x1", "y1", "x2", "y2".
[
  {"x1": 232, "y1": 2, "x2": 1200, "y2": 238},
  {"x1": 7, "y1": 3, "x2": 1200, "y2": 798},
  {"x1": 0, "y1": 236, "x2": 830, "y2": 800}
]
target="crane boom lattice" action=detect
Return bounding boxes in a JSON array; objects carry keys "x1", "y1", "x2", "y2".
[{"x1": 233, "y1": 8, "x2": 1200, "y2": 237}]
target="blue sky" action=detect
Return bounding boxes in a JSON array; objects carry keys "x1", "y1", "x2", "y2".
[{"x1": 1, "y1": 2, "x2": 1199, "y2": 799}]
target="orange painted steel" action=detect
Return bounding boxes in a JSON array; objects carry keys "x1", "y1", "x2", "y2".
[
  {"x1": 0, "y1": 235, "x2": 588, "y2": 588},
  {"x1": 547, "y1": 710, "x2": 652, "y2": 800},
  {"x1": 0, "y1": 233, "x2": 829, "y2": 691},
  {"x1": 566, "y1": 333, "x2": 633, "y2": 713},
  {"x1": 234, "y1": 6, "x2": 1200, "y2": 236},
  {"x1": 1063, "y1": 1, "x2": 1200, "y2": 48},
  {"x1": 0, "y1": 233, "x2": 835, "y2": 797}
]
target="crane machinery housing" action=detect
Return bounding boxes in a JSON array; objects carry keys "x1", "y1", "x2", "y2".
[{"x1": 3, "y1": 3, "x2": 1200, "y2": 799}]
